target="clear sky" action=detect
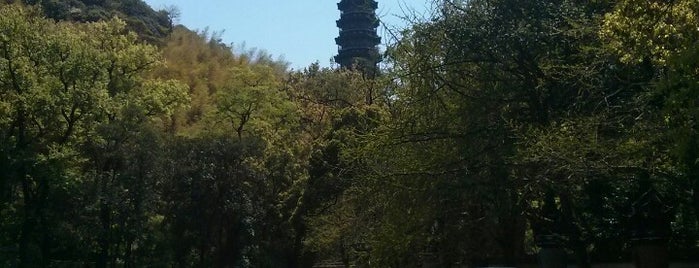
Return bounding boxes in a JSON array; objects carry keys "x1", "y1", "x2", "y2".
[{"x1": 142, "y1": 0, "x2": 433, "y2": 70}]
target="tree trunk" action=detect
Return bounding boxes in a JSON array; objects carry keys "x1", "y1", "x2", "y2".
[
  {"x1": 39, "y1": 202, "x2": 51, "y2": 268},
  {"x1": 16, "y1": 106, "x2": 36, "y2": 268},
  {"x1": 97, "y1": 176, "x2": 112, "y2": 268},
  {"x1": 97, "y1": 202, "x2": 110, "y2": 268},
  {"x1": 124, "y1": 238, "x2": 134, "y2": 268},
  {"x1": 559, "y1": 193, "x2": 590, "y2": 268},
  {"x1": 18, "y1": 167, "x2": 43, "y2": 267},
  {"x1": 500, "y1": 214, "x2": 526, "y2": 265},
  {"x1": 18, "y1": 184, "x2": 35, "y2": 268}
]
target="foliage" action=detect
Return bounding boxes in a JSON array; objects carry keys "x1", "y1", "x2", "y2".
[
  {"x1": 315, "y1": 0, "x2": 699, "y2": 265},
  {"x1": 601, "y1": 0, "x2": 699, "y2": 64},
  {"x1": 28, "y1": 0, "x2": 173, "y2": 43},
  {"x1": 2, "y1": 0, "x2": 699, "y2": 267},
  {"x1": 0, "y1": 4, "x2": 186, "y2": 266}
]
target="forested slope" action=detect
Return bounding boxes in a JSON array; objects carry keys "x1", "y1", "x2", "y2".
[{"x1": 6, "y1": 0, "x2": 172, "y2": 43}]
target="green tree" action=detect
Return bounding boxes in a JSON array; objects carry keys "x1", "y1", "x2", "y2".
[
  {"x1": 284, "y1": 64, "x2": 391, "y2": 266},
  {"x1": 337, "y1": 0, "x2": 672, "y2": 265},
  {"x1": 159, "y1": 135, "x2": 264, "y2": 267},
  {"x1": 0, "y1": 5, "x2": 187, "y2": 266},
  {"x1": 600, "y1": 0, "x2": 699, "y2": 258}
]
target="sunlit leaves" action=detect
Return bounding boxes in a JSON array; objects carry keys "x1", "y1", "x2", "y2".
[
  {"x1": 0, "y1": 4, "x2": 189, "y2": 265},
  {"x1": 137, "y1": 79, "x2": 190, "y2": 116},
  {"x1": 214, "y1": 64, "x2": 289, "y2": 138},
  {"x1": 601, "y1": 0, "x2": 699, "y2": 64}
]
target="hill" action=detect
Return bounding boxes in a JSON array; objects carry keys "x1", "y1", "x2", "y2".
[{"x1": 5, "y1": 0, "x2": 172, "y2": 43}]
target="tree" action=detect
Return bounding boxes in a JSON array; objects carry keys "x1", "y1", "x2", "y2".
[
  {"x1": 601, "y1": 0, "x2": 699, "y2": 258},
  {"x1": 0, "y1": 5, "x2": 187, "y2": 266},
  {"x1": 212, "y1": 64, "x2": 295, "y2": 141},
  {"x1": 330, "y1": 0, "x2": 688, "y2": 265}
]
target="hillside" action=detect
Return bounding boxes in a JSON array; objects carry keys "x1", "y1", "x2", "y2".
[{"x1": 5, "y1": 0, "x2": 172, "y2": 43}]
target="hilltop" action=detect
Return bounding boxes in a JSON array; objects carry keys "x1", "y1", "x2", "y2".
[{"x1": 5, "y1": 0, "x2": 172, "y2": 43}]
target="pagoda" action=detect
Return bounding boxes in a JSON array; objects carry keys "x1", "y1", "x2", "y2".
[{"x1": 334, "y1": 0, "x2": 381, "y2": 72}]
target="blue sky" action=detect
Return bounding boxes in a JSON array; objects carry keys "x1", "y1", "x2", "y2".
[{"x1": 142, "y1": 0, "x2": 433, "y2": 70}]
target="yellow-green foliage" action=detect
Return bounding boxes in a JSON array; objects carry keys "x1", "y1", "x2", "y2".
[
  {"x1": 153, "y1": 27, "x2": 236, "y2": 130},
  {"x1": 601, "y1": 0, "x2": 699, "y2": 64},
  {"x1": 153, "y1": 26, "x2": 295, "y2": 138},
  {"x1": 0, "y1": 4, "x2": 187, "y2": 146},
  {"x1": 3, "y1": 0, "x2": 173, "y2": 44},
  {"x1": 0, "y1": 5, "x2": 189, "y2": 264}
]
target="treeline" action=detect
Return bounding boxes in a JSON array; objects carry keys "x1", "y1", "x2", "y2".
[
  {"x1": 318, "y1": 0, "x2": 699, "y2": 266},
  {"x1": 0, "y1": 2, "x2": 374, "y2": 266},
  {"x1": 0, "y1": 0, "x2": 698, "y2": 267},
  {"x1": 4, "y1": 0, "x2": 172, "y2": 43}
]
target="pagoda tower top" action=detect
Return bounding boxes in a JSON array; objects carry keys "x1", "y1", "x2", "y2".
[{"x1": 334, "y1": 0, "x2": 381, "y2": 73}]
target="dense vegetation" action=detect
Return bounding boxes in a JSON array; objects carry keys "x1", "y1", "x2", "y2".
[
  {"x1": 0, "y1": 0, "x2": 698, "y2": 267},
  {"x1": 5, "y1": 0, "x2": 172, "y2": 43}
]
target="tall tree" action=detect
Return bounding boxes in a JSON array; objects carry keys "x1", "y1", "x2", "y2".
[{"x1": 0, "y1": 5, "x2": 187, "y2": 266}]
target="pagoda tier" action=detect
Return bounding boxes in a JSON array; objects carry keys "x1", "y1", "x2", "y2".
[
  {"x1": 335, "y1": 0, "x2": 381, "y2": 70},
  {"x1": 336, "y1": 13, "x2": 380, "y2": 29},
  {"x1": 338, "y1": 0, "x2": 378, "y2": 10}
]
